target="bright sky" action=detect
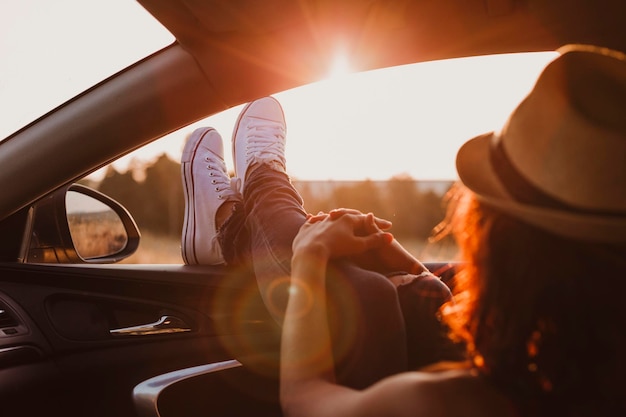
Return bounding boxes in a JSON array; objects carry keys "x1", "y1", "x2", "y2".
[
  {"x1": 125, "y1": 52, "x2": 556, "y2": 181},
  {"x1": 1, "y1": 0, "x2": 557, "y2": 182},
  {"x1": 0, "y1": 0, "x2": 173, "y2": 139}
]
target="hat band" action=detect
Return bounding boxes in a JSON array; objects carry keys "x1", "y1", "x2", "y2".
[{"x1": 490, "y1": 138, "x2": 622, "y2": 217}]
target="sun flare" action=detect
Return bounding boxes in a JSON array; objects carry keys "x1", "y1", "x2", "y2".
[{"x1": 326, "y1": 52, "x2": 353, "y2": 80}]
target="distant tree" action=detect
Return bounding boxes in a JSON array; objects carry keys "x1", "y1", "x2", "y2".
[
  {"x1": 294, "y1": 177, "x2": 449, "y2": 241},
  {"x1": 384, "y1": 175, "x2": 425, "y2": 239},
  {"x1": 98, "y1": 166, "x2": 144, "y2": 219},
  {"x1": 410, "y1": 189, "x2": 448, "y2": 239},
  {"x1": 97, "y1": 155, "x2": 184, "y2": 237},
  {"x1": 77, "y1": 177, "x2": 99, "y2": 189},
  {"x1": 295, "y1": 182, "x2": 333, "y2": 214},
  {"x1": 96, "y1": 158, "x2": 449, "y2": 246},
  {"x1": 140, "y1": 154, "x2": 184, "y2": 236},
  {"x1": 328, "y1": 180, "x2": 387, "y2": 218}
]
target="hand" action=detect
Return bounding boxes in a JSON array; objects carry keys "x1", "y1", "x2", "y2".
[
  {"x1": 292, "y1": 211, "x2": 393, "y2": 261},
  {"x1": 305, "y1": 210, "x2": 391, "y2": 232},
  {"x1": 325, "y1": 208, "x2": 427, "y2": 275},
  {"x1": 305, "y1": 209, "x2": 392, "y2": 232}
]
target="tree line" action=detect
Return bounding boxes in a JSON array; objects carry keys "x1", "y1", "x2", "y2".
[{"x1": 87, "y1": 154, "x2": 453, "y2": 241}]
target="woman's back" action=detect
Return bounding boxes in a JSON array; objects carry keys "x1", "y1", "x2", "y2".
[{"x1": 371, "y1": 368, "x2": 516, "y2": 417}]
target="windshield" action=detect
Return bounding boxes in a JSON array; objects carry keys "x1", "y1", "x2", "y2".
[
  {"x1": 100, "y1": 52, "x2": 557, "y2": 182},
  {"x1": 0, "y1": 0, "x2": 174, "y2": 140}
]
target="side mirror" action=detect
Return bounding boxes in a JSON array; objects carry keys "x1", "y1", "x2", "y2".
[{"x1": 26, "y1": 184, "x2": 140, "y2": 263}]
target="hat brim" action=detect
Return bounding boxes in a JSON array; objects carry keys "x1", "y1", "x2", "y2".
[
  {"x1": 456, "y1": 133, "x2": 626, "y2": 243},
  {"x1": 456, "y1": 133, "x2": 510, "y2": 201}
]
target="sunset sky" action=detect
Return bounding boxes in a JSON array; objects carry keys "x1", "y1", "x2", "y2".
[
  {"x1": 2, "y1": 0, "x2": 557, "y2": 182},
  {"x1": 119, "y1": 52, "x2": 556, "y2": 181}
]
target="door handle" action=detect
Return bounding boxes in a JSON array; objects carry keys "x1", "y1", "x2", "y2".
[{"x1": 110, "y1": 315, "x2": 191, "y2": 336}]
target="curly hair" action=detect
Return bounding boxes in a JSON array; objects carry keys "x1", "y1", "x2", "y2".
[{"x1": 442, "y1": 187, "x2": 626, "y2": 417}]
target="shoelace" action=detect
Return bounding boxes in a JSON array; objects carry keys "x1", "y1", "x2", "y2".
[
  {"x1": 245, "y1": 120, "x2": 286, "y2": 168},
  {"x1": 205, "y1": 155, "x2": 240, "y2": 200}
]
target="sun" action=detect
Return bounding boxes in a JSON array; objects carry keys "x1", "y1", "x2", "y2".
[{"x1": 326, "y1": 51, "x2": 353, "y2": 80}]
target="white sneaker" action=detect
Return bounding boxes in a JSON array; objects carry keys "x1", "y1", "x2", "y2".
[
  {"x1": 232, "y1": 96, "x2": 286, "y2": 190},
  {"x1": 181, "y1": 127, "x2": 240, "y2": 265}
]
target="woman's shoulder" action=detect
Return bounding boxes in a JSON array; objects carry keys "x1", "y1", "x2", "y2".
[{"x1": 383, "y1": 367, "x2": 515, "y2": 417}]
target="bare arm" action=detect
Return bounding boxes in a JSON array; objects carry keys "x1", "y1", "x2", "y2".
[{"x1": 280, "y1": 212, "x2": 438, "y2": 417}]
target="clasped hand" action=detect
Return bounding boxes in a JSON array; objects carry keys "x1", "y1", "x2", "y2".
[
  {"x1": 292, "y1": 210, "x2": 393, "y2": 260},
  {"x1": 293, "y1": 208, "x2": 426, "y2": 275}
]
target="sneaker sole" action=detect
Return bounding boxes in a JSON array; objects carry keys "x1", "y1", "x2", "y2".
[{"x1": 181, "y1": 127, "x2": 216, "y2": 265}]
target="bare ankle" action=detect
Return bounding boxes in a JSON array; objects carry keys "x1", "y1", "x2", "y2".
[{"x1": 216, "y1": 201, "x2": 236, "y2": 230}]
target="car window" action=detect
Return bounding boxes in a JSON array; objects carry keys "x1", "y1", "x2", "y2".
[
  {"x1": 84, "y1": 52, "x2": 556, "y2": 264},
  {"x1": 0, "y1": 0, "x2": 173, "y2": 140}
]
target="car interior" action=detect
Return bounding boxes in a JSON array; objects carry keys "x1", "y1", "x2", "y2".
[{"x1": 1, "y1": 1, "x2": 625, "y2": 416}]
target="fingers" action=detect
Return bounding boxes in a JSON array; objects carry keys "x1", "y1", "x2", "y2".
[
  {"x1": 374, "y1": 216, "x2": 393, "y2": 230},
  {"x1": 307, "y1": 210, "x2": 393, "y2": 243},
  {"x1": 360, "y1": 230, "x2": 394, "y2": 251},
  {"x1": 329, "y1": 208, "x2": 362, "y2": 219},
  {"x1": 306, "y1": 211, "x2": 329, "y2": 224},
  {"x1": 358, "y1": 212, "x2": 392, "y2": 234},
  {"x1": 329, "y1": 208, "x2": 393, "y2": 230}
]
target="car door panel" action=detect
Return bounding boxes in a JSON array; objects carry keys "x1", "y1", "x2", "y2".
[
  {"x1": 0, "y1": 264, "x2": 281, "y2": 417},
  {"x1": 138, "y1": 360, "x2": 282, "y2": 417}
]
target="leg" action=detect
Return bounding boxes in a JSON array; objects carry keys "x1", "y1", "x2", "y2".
[
  {"x1": 239, "y1": 166, "x2": 306, "y2": 321},
  {"x1": 181, "y1": 127, "x2": 240, "y2": 265},
  {"x1": 326, "y1": 260, "x2": 408, "y2": 388},
  {"x1": 220, "y1": 97, "x2": 407, "y2": 388}
]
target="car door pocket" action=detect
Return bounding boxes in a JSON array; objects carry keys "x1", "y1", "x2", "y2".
[{"x1": 46, "y1": 295, "x2": 194, "y2": 341}]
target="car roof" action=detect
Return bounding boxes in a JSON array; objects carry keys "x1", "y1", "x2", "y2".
[{"x1": 1, "y1": 0, "x2": 625, "y2": 220}]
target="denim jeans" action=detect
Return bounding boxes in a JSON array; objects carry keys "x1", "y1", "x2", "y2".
[{"x1": 219, "y1": 165, "x2": 460, "y2": 388}]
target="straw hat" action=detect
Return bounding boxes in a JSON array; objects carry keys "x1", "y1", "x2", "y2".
[{"x1": 456, "y1": 45, "x2": 626, "y2": 242}]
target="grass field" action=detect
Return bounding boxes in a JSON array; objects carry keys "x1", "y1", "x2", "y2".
[
  {"x1": 120, "y1": 231, "x2": 183, "y2": 264},
  {"x1": 120, "y1": 232, "x2": 459, "y2": 265},
  {"x1": 68, "y1": 211, "x2": 128, "y2": 259}
]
